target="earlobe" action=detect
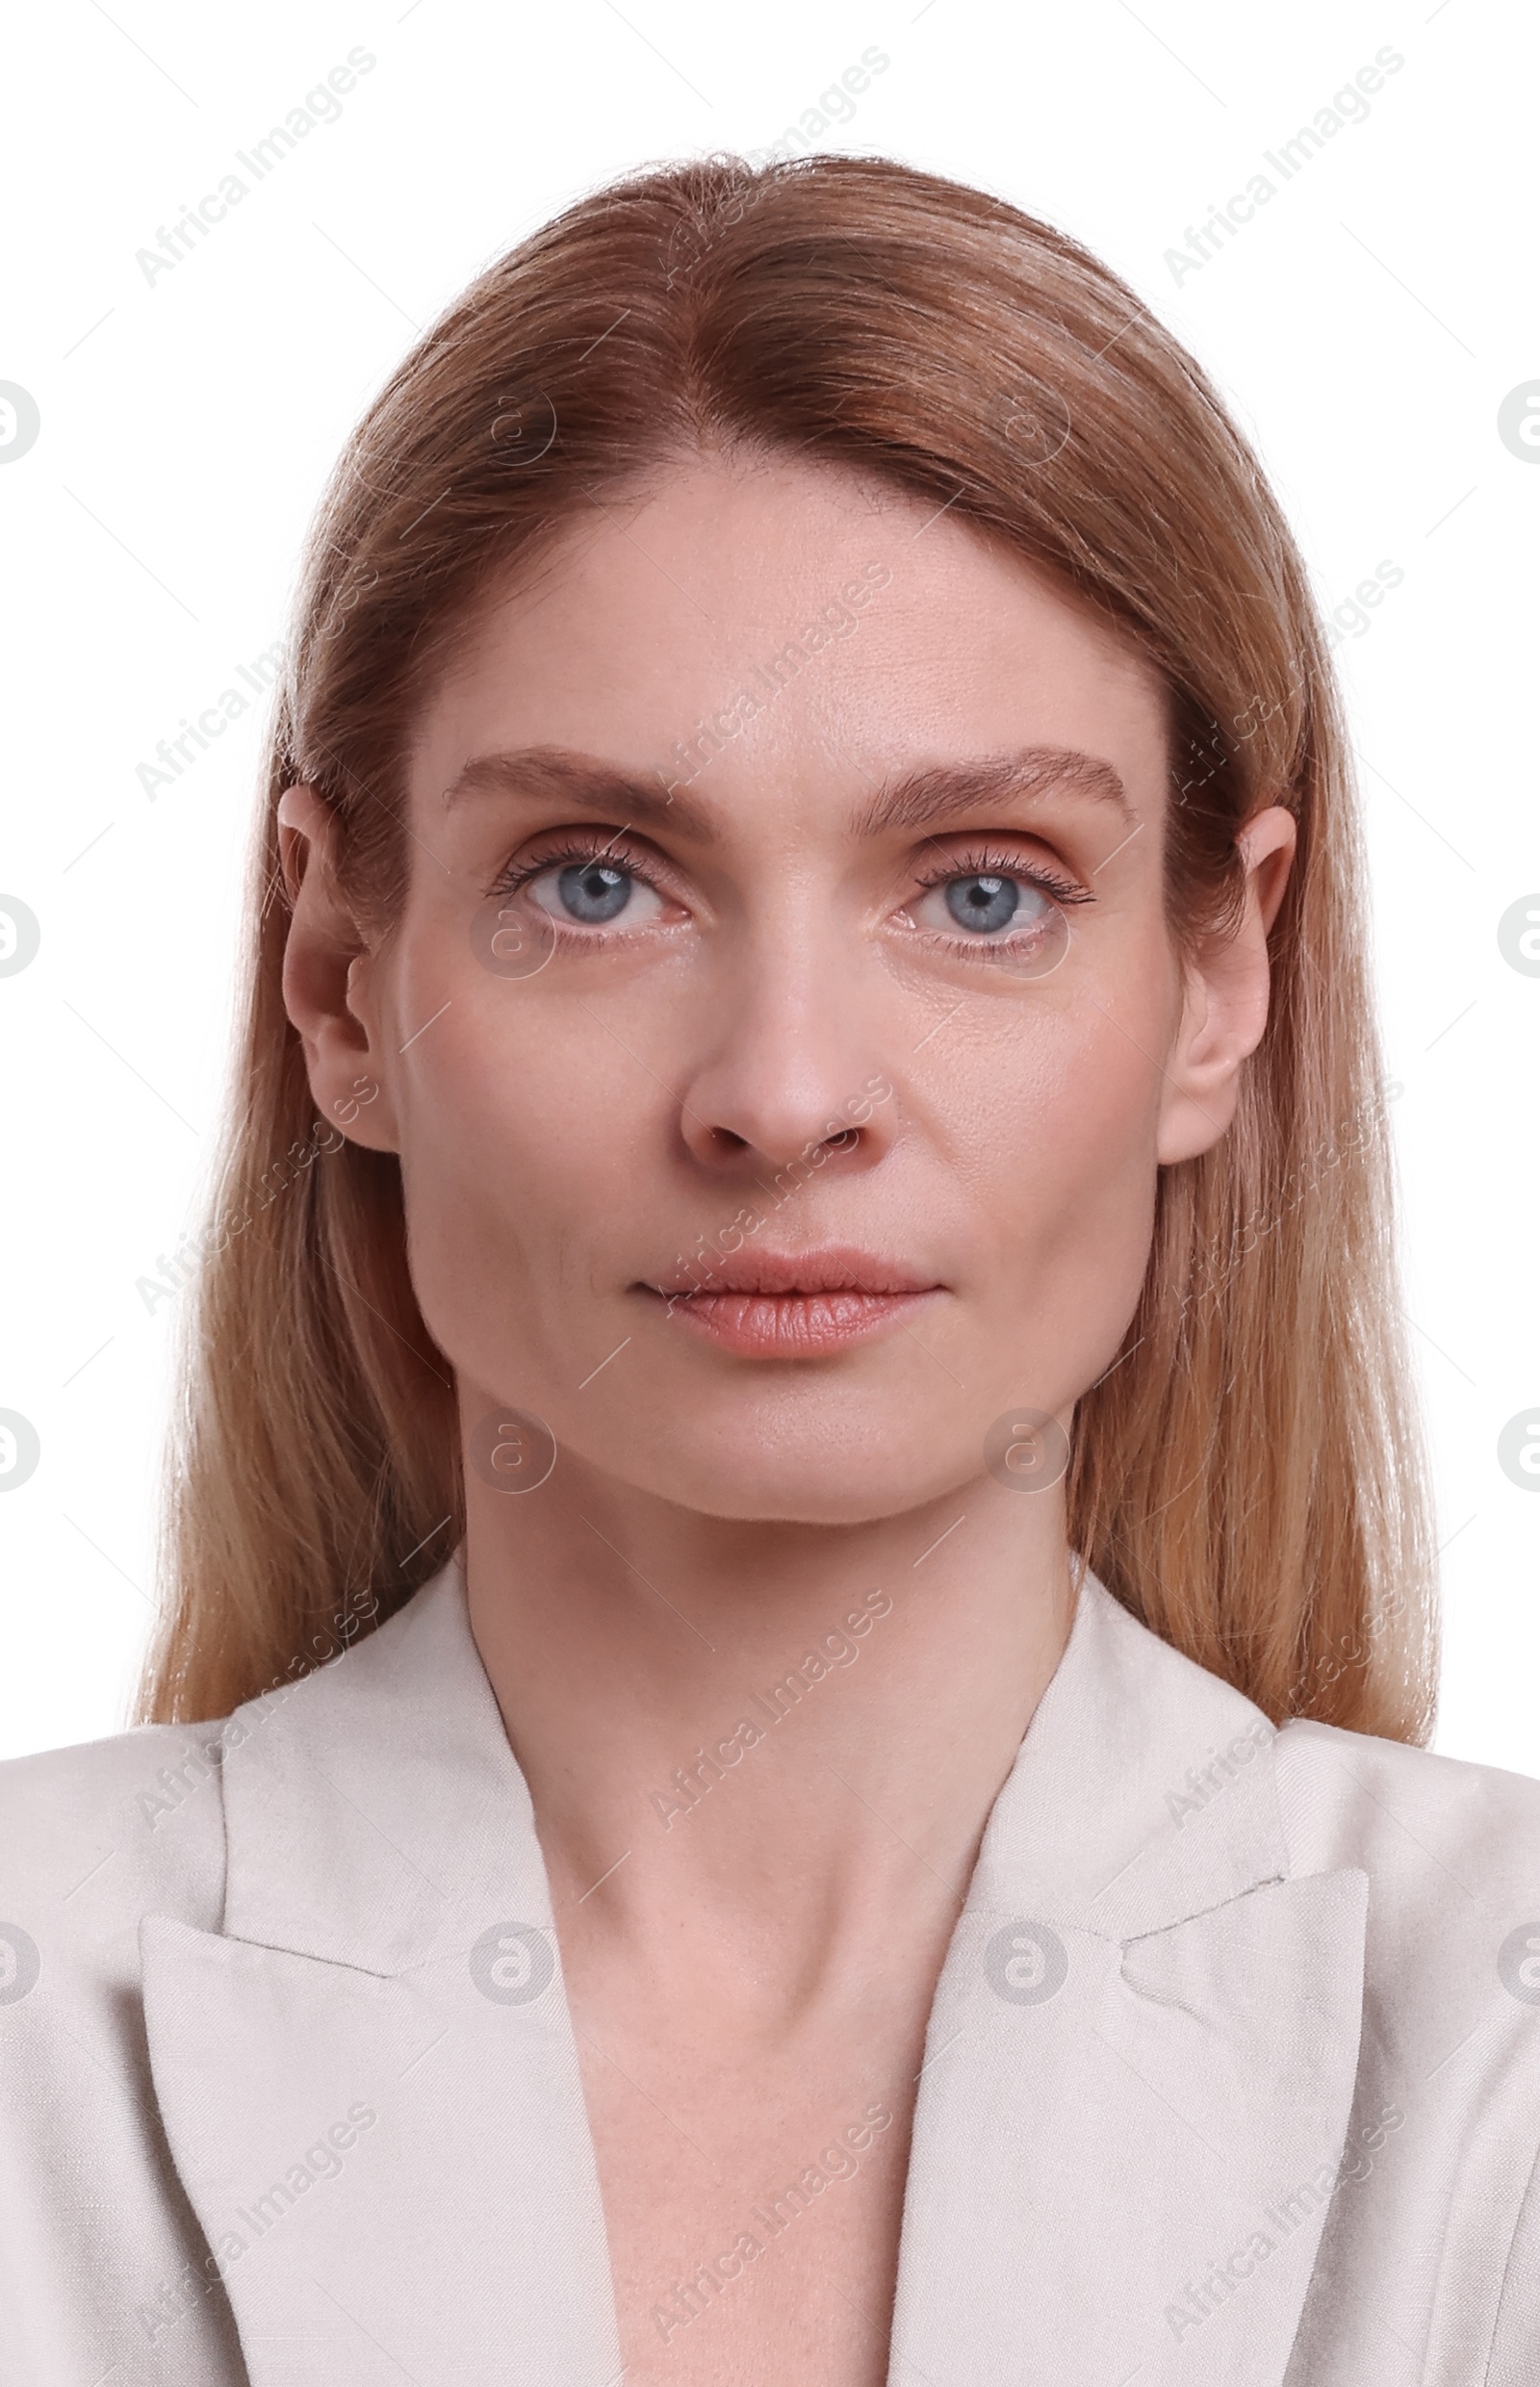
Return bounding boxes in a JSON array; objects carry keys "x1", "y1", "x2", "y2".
[{"x1": 275, "y1": 784, "x2": 401, "y2": 1155}]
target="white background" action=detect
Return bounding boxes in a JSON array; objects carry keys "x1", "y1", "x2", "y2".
[{"x1": 1, "y1": 0, "x2": 1535, "y2": 1766}]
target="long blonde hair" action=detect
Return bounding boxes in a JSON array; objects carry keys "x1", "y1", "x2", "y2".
[{"x1": 137, "y1": 153, "x2": 1438, "y2": 1741}]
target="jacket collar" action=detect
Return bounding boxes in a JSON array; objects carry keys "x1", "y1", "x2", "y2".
[
  {"x1": 141, "y1": 1550, "x2": 1367, "y2": 2385},
  {"x1": 891, "y1": 1564, "x2": 1369, "y2": 2384},
  {"x1": 215, "y1": 1546, "x2": 546, "y2": 1975},
  {"x1": 216, "y1": 1545, "x2": 1289, "y2": 1964},
  {"x1": 970, "y1": 1548, "x2": 1291, "y2": 1938}
]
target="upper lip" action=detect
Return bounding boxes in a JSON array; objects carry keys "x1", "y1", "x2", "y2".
[{"x1": 647, "y1": 1245, "x2": 942, "y2": 1298}]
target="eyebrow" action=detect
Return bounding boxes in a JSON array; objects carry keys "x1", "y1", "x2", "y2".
[{"x1": 440, "y1": 742, "x2": 1136, "y2": 842}]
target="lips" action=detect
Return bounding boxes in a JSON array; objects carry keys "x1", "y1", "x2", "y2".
[
  {"x1": 652, "y1": 1245, "x2": 938, "y2": 1299},
  {"x1": 640, "y1": 1245, "x2": 944, "y2": 1357}
]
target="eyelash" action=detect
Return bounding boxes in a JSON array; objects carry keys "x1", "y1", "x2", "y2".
[
  {"x1": 487, "y1": 834, "x2": 1093, "y2": 940},
  {"x1": 909, "y1": 844, "x2": 1092, "y2": 914},
  {"x1": 489, "y1": 834, "x2": 659, "y2": 909}
]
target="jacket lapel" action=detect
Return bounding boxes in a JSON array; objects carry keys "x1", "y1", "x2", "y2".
[
  {"x1": 887, "y1": 1570, "x2": 1369, "y2": 2387},
  {"x1": 140, "y1": 1555, "x2": 622, "y2": 2386},
  {"x1": 141, "y1": 1552, "x2": 1368, "y2": 2387}
]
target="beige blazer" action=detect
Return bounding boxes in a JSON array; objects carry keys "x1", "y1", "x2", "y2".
[{"x1": 3, "y1": 1551, "x2": 1538, "y2": 2384}]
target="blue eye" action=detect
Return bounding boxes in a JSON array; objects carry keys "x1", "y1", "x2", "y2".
[
  {"x1": 506, "y1": 842, "x2": 670, "y2": 936},
  {"x1": 907, "y1": 857, "x2": 1080, "y2": 974},
  {"x1": 914, "y1": 869, "x2": 1055, "y2": 941},
  {"x1": 944, "y1": 873, "x2": 1021, "y2": 935},
  {"x1": 554, "y1": 860, "x2": 631, "y2": 923}
]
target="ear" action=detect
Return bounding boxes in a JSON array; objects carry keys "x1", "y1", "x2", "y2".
[
  {"x1": 275, "y1": 784, "x2": 400, "y2": 1154},
  {"x1": 1155, "y1": 803, "x2": 1297, "y2": 1167}
]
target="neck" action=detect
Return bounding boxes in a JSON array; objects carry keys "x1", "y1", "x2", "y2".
[{"x1": 462, "y1": 1424, "x2": 1079, "y2": 2025}]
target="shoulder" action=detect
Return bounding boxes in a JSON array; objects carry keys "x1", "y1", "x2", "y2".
[
  {"x1": 0, "y1": 1717, "x2": 230, "y2": 2002},
  {"x1": 1272, "y1": 1717, "x2": 1540, "y2": 2025},
  {"x1": 1272, "y1": 1715, "x2": 1540, "y2": 1883}
]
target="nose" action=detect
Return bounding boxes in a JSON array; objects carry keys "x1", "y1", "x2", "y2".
[{"x1": 674, "y1": 927, "x2": 896, "y2": 1186}]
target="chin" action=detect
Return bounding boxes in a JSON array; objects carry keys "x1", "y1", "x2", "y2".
[{"x1": 621, "y1": 1416, "x2": 970, "y2": 1526}]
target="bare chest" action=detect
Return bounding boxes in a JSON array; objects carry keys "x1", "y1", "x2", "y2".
[{"x1": 574, "y1": 2028, "x2": 919, "y2": 2387}]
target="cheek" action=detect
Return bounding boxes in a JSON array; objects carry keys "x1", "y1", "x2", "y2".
[
  {"x1": 390, "y1": 979, "x2": 657, "y2": 1351},
  {"x1": 943, "y1": 990, "x2": 1167, "y2": 1355}
]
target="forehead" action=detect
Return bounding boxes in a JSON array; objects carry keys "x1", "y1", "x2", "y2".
[{"x1": 409, "y1": 453, "x2": 1170, "y2": 815}]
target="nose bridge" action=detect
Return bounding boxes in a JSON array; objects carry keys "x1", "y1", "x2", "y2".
[{"x1": 677, "y1": 891, "x2": 891, "y2": 1169}]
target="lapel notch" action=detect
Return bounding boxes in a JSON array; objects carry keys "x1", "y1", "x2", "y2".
[
  {"x1": 888, "y1": 1570, "x2": 1369, "y2": 2387},
  {"x1": 141, "y1": 1555, "x2": 623, "y2": 2386}
]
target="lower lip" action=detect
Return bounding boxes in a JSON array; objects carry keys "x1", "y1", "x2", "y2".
[{"x1": 646, "y1": 1286, "x2": 941, "y2": 1357}]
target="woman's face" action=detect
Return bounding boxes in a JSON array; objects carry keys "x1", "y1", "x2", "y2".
[{"x1": 287, "y1": 453, "x2": 1288, "y2": 1522}]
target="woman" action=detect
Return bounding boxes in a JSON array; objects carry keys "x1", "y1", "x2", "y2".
[{"x1": 3, "y1": 154, "x2": 1536, "y2": 2387}]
